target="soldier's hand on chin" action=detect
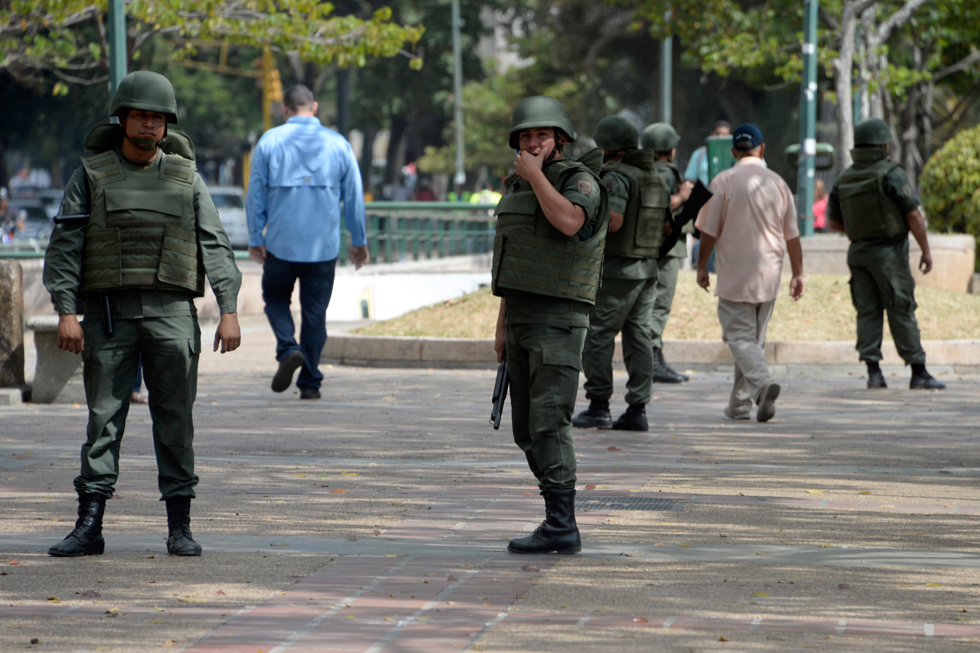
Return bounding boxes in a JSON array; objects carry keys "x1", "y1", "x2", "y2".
[
  {"x1": 514, "y1": 140, "x2": 552, "y2": 181},
  {"x1": 57, "y1": 314, "x2": 84, "y2": 354},
  {"x1": 214, "y1": 313, "x2": 241, "y2": 353}
]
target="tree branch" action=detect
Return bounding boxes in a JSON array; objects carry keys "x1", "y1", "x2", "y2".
[
  {"x1": 874, "y1": 0, "x2": 933, "y2": 43},
  {"x1": 933, "y1": 49, "x2": 980, "y2": 82}
]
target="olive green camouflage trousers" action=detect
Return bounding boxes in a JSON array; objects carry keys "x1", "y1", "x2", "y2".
[
  {"x1": 847, "y1": 239, "x2": 926, "y2": 365},
  {"x1": 506, "y1": 323, "x2": 586, "y2": 489},
  {"x1": 582, "y1": 275, "x2": 659, "y2": 406},
  {"x1": 76, "y1": 315, "x2": 201, "y2": 499}
]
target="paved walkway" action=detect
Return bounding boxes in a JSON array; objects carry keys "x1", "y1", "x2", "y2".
[{"x1": 2, "y1": 317, "x2": 979, "y2": 652}]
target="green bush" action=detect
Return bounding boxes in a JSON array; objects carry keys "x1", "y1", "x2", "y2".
[{"x1": 920, "y1": 124, "x2": 980, "y2": 241}]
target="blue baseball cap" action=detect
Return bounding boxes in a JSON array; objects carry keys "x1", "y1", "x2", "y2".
[{"x1": 732, "y1": 123, "x2": 764, "y2": 150}]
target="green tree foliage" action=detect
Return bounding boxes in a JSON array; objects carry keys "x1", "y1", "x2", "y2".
[
  {"x1": 0, "y1": 0, "x2": 423, "y2": 89},
  {"x1": 920, "y1": 124, "x2": 980, "y2": 242}
]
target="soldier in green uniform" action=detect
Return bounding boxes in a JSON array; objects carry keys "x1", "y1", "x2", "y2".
[
  {"x1": 827, "y1": 118, "x2": 944, "y2": 390},
  {"x1": 641, "y1": 123, "x2": 694, "y2": 384},
  {"x1": 44, "y1": 71, "x2": 243, "y2": 557},
  {"x1": 492, "y1": 96, "x2": 608, "y2": 554},
  {"x1": 573, "y1": 116, "x2": 668, "y2": 432}
]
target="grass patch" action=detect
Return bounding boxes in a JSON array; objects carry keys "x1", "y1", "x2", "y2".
[{"x1": 354, "y1": 271, "x2": 980, "y2": 341}]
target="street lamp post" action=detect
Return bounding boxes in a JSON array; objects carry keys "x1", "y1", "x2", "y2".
[
  {"x1": 660, "y1": 8, "x2": 672, "y2": 125},
  {"x1": 451, "y1": 0, "x2": 466, "y2": 189},
  {"x1": 107, "y1": 0, "x2": 127, "y2": 100},
  {"x1": 796, "y1": 0, "x2": 819, "y2": 236}
]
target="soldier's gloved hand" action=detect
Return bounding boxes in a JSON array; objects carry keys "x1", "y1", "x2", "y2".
[
  {"x1": 214, "y1": 313, "x2": 241, "y2": 353},
  {"x1": 57, "y1": 314, "x2": 84, "y2": 354},
  {"x1": 919, "y1": 252, "x2": 933, "y2": 274}
]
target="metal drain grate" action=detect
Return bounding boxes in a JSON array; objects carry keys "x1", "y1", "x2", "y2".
[{"x1": 575, "y1": 497, "x2": 682, "y2": 512}]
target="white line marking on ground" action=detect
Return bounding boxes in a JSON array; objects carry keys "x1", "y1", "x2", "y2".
[
  {"x1": 576, "y1": 614, "x2": 591, "y2": 627},
  {"x1": 925, "y1": 623, "x2": 935, "y2": 637},
  {"x1": 267, "y1": 557, "x2": 412, "y2": 653},
  {"x1": 837, "y1": 619, "x2": 847, "y2": 635},
  {"x1": 364, "y1": 568, "x2": 481, "y2": 653},
  {"x1": 663, "y1": 616, "x2": 677, "y2": 629},
  {"x1": 750, "y1": 616, "x2": 762, "y2": 631}
]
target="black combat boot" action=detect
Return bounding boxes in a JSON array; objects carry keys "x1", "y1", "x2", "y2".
[
  {"x1": 508, "y1": 488, "x2": 581, "y2": 555},
  {"x1": 612, "y1": 403, "x2": 648, "y2": 431},
  {"x1": 652, "y1": 347, "x2": 688, "y2": 383},
  {"x1": 165, "y1": 496, "x2": 203, "y2": 556},
  {"x1": 866, "y1": 361, "x2": 887, "y2": 389},
  {"x1": 48, "y1": 493, "x2": 107, "y2": 557},
  {"x1": 572, "y1": 398, "x2": 613, "y2": 429},
  {"x1": 909, "y1": 364, "x2": 945, "y2": 390}
]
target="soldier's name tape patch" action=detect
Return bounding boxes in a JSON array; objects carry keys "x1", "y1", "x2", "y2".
[{"x1": 577, "y1": 179, "x2": 592, "y2": 195}]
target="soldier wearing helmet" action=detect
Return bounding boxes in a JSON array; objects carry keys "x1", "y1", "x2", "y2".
[
  {"x1": 44, "y1": 71, "x2": 243, "y2": 558},
  {"x1": 573, "y1": 115, "x2": 668, "y2": 433},
  {"x1": 827, "y1": 118, "x2": 944, "y2": 390},
  {"x1": 640, "y1": 122, "x2": 695, "y2": 385},
  {"x1": 492, "y1": 96, "x2": 608, "y2": 555}
]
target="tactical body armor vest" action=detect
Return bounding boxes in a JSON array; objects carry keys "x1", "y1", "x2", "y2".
[
  {"x1": 602, "y1": 150, "x2": 669, "y2": 258},
  {"x1": 491, "y1": 155, "x2": 608, "y2": 305},
  {"x1": 838, "y1": 149, "x2": 908, "y2": 241},
  {"x1": 79, "y1": 127, "x2": 204, "y2": 296}
]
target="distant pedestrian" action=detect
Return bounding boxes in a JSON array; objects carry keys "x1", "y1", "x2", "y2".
[
  {"x1": 694, "y1": 123, "x2": 804, "y2": 423},
  {"x1": 247, "y1": 85, "x2": 369, "y2": 400},
  {"x1": 684, "y1": 120, "x2": 731, "y2": 186},
  {"x1": 827, "y1": 118, "x2": 944, "y2": 391},
  {"x1": 812, "y1": 179, "x2": 828, "y2": 232}
]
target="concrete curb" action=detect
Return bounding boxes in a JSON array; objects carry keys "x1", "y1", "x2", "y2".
[{"x1": 323, "y1": 334, "x2": 980, "y2": 371}]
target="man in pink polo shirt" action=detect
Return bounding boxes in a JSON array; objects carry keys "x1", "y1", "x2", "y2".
[{"x1": 694, "y1": 124, "x2": 805, "y2": 423}]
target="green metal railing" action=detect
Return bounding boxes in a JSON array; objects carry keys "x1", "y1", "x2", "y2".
[{"x1": 0, "y1": 202, "x2": 498, "y2": 262}]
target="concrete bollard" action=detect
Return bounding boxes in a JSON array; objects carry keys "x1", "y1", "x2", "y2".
[{"x1": 0, "y1": 260, "x2": 25, "y2": 388}]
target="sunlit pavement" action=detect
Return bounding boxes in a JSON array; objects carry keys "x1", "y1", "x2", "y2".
[{"x1": 2, "y1": 319, "x2": 979, "y2": 652}]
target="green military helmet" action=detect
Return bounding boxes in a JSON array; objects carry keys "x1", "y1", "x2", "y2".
[
  {"x1": 593, "y1": 116, "x2": 638, "y2": 151},
  {"x1": 110, "y1": 71, "x2": 179, "y2": 124},
  {"x1": 641, "y1": 122, "x2": 680, "y2": 152},
  {"x1": 509, "y1": 96, "x2": 576, "y2": 149},
  {"x1": 854, "y1": 118, "x2": 891, "y2": 146}
]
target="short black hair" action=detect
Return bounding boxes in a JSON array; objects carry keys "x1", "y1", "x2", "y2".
[
  {"x1": 284, "y1": 85, "x2": 315, "y2": 112},
  {"x1": 714, "y1": 120, "x2": 731, "y2": 130}
]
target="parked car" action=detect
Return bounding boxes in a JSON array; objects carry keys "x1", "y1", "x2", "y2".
[
  {"x1": 5, "y1": 199, "x2": 54, "y2": 244},
  {"x1": 35, "y1": 189, "x2": 65, "y2": 219},
  {"x1": 208, "y1": 186, "x2": 248, "y2": 249}
]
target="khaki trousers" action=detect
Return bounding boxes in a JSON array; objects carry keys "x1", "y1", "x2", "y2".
[{"x1": 717, "y1": 299, "x2": 774, "y2": 416}]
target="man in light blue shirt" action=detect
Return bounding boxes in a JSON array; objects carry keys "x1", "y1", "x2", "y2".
[
  {"x1": 247, "y1": 85, "x2": 369, "y2": 399},
  {"x1": 684, "y1": 120, "x2": 731, "y2": 185}
]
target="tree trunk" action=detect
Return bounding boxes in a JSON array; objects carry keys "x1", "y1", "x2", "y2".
[
  {"x1": 385, "y1": 114, "x2": 409, "y2": 185},
  {"x1": 360, "y1": 127, "x2": 377, "y2": 195},
  {"x1": 832, "y1": 4, "x2": 860, "y2": 168}
]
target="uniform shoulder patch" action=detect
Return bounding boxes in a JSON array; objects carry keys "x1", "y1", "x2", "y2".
[
  {"x1": 902, "y1": 183, "x2": 913, "y2": 197},
  {"x1": 603, "y1": 178, "x2": 613, "y2": 191},
  {"x1": 577, "y1": 179, "x2": 592, "y2": 195}
]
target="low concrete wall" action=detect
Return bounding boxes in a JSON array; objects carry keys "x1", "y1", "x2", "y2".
[
  {"x1": 16, "y1": 234, "x2": 975, "y2": 323},
  {"x1": 793, "y1": 233, "x2": 975, "y2": 293},
  {"x1": 323, "y1": 334, "x2": 980, "y2": 370}
]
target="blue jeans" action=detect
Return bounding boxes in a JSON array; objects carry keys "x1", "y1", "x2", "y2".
[{"x1": 262, "y1": 253, "x2": 337, "y2": 393}]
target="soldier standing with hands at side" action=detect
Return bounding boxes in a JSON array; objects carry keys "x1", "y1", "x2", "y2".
[
  {"x1": 827, "y1": 118, "x2": 944, "y2": 390},
  {"x1": 574, "y1": 116, "x2": 669, "y2": 432},
  {"x1": 492, "y1": 96, "x2": 608, "y2": 555},
  {"x1": 642, "y1": 123, "x2": 694, "y2": 384},
  {"x1": 44, "y1": 71, "x2": 242, "y2": 558}
]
